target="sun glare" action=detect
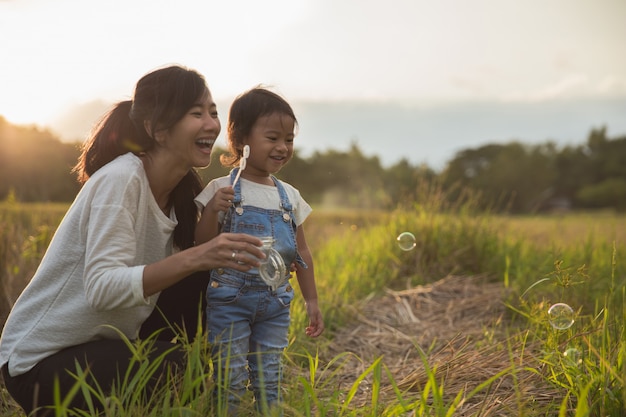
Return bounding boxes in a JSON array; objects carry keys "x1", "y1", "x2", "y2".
[{"x1": 0, "y1": 93, "x2": 59, "y2": 128}]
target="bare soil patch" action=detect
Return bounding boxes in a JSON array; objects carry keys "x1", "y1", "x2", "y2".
[{"x1": 323, "y1": 275, "x2": 560, "y2": 415}]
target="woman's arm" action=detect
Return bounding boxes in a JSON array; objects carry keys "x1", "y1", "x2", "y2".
[{"x1": 142, "y1": 232, "x2": 263, "y2": 297}]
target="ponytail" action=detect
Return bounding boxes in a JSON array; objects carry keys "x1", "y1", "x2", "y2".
[{"x1": 73, "y1": 100, "x2": 153, "y2": 184}]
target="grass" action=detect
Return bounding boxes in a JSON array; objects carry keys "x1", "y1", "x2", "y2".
[{"x1": 1, "y1": 195, "x2": 625, "y2": 416}]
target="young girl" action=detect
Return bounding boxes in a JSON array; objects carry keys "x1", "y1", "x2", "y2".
[{"x1": 195, "y1": 87, "x2": 324, "y2": 412}]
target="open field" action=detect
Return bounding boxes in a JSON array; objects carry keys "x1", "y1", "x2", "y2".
[{"x1": 1, "y1": 202, "x2": 625, "y2": 415}]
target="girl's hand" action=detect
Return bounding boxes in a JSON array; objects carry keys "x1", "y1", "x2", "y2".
[
  {"x1": 304, "y1": 299, "x2": 324, "y2": 337},
  {"x1": 207, "y1": 186, "x2": 235, "y2": 214}
]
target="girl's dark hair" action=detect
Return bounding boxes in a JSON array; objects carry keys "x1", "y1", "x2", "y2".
[
  {"x1": 221, "y1": 87, "x2": 298, "y2": 167},
  {"x1": 73, "y1": 65, "x2": 208, "y2": 249}
]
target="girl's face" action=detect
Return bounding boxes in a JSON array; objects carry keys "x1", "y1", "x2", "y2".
[
  {"x1": 242, "y1": 112, "x2": 295, "y2": 179},
  {"x1": 158, "y1": 89, "x2": 221, "y2": 169}
]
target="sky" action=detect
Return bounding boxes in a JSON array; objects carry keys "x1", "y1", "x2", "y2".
[{"x1": 1, "y1": 0, "x2": 626, "y2": 168}]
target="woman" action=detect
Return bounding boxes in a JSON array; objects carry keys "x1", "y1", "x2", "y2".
[{"x1": 0, "y1": 65, "x2": 263, "y2": 416}]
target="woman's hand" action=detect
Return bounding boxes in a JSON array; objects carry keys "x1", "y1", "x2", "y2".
[
  {"x1": 143, "y1": 233, "x2": 265, "y2": 297},
  {"x1": 196, "y1": 232, "x2": 265, "y2": 272}
]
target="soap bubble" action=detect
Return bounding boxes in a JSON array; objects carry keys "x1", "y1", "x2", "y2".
[
  {"x1": 563, "y1": 347, "x2": 582, "y2": 366},
  {"x1": 397, "y1": 232, "x2": 416, "y2": 251},
  {"x1": 548, "y1": 303, "x2": 575, "y2": 330}
]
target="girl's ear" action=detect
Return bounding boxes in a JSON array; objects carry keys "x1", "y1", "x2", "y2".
[{"x1": 236, "y1": 137, "x2": 248, "y2": 154}]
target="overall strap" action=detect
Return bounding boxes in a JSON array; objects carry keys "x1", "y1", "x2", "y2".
[
  {"x1": 272, "y1": 175, "x2": 294, "y2": 213},
  {"x1": 229, "y1": 168, "x2": 294, "y2": 221}
]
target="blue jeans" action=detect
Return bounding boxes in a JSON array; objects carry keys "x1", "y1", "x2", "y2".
[{"x1": 207, "y1": 272, "x2": 294, "y2": 411}]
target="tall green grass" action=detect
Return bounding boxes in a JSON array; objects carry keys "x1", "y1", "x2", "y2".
[
  {"x1": 1, "y1": 191, "x2": 624, "y2": 415},
  {"x1": 0, "y1": 201, "x2": 67, "y2": 325}
]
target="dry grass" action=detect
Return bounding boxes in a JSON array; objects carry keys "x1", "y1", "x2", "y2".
[
  {"x1": 493, "y1": 212, "x2": 626, "y2": 250},
  {"x1": 323, "y1": 275, "x2": 561, "y2": 415}
]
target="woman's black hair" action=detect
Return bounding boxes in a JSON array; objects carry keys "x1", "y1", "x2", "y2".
[{"x1": 73, "y1": 65, "x2": 207, "y2": 249}]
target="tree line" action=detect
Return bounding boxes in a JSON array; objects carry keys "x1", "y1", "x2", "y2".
[{"x1": 1, "y1": 116, "x2": 625, "y2": 213}]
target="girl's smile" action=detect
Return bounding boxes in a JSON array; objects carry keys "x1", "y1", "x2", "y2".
[{"x1": 241, "y1": 112, "x2": 295, "y2": 183}]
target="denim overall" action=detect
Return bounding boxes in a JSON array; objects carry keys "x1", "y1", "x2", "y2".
[{"x1": 206, "y1": 168, "x2": 306, "y2": 411}]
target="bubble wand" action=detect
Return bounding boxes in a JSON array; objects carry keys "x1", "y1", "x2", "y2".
[{"x1": 232, "y1": 145, "x2": 250, "y2": 187}]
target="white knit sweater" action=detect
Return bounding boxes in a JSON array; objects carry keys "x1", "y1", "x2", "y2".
[{"x1": 0, "y1": 153, "x2": 174, "y2": 376}]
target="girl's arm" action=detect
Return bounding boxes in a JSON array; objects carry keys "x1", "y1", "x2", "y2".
[
  {"x1": 195, "y1": 206, "x2": 220, "y2": 244},
  {"x1": 295, "y1": 224, "x2": 324, "y2": 337}
]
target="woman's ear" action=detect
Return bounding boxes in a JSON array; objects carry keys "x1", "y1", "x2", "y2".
[
  {"x1": 143, "y1": 120, "x2": 153, "y2": 138},
  {"x1": 144, "y1": 120, "x2": 166, "y2": 144}
]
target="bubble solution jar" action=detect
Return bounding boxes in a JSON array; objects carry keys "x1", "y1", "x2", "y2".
[{"x1": 258, "y1": 236, "x2": 287, "y2": 290}]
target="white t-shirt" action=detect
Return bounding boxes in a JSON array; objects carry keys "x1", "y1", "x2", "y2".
[
  {"x1": 195, "y1": 176, "x2": 312, "y2": 226},
  {"x1": 0, "y1": 153, "x2": 174, "y2": 376}
]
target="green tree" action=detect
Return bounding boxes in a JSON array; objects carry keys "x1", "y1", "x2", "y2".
[
  {"x1": 297, "y1": 142, "x2": 389, "y2": 208},
  {"x1": 383, "y1": 158, "x2": 437, "y2": 207},
  {"x1": 441, "y1": 142, "x2": 557, "y2": 213},
  {"x1": 572, "y1": 127, "x2": 626, "y2": 210},
  {"x1": 0, "y1": 117, "x2": 81, "y2": 201}
]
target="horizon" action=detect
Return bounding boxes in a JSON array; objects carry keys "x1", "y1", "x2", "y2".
[{"x1": 3, "y1": 96, "x2": 625, "y2": 172}]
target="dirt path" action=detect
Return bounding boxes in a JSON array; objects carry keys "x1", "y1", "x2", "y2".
[{"x1": 322, "y1": 275, "x2": 560, "y2": 415}]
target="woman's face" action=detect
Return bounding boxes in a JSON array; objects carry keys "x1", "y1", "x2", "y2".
[{"x1": 159, "y1": 89, "x2": 221, "y2": 169}]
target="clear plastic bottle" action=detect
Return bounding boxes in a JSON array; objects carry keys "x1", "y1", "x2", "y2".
[{"x1": 258, "y1": 236, "x2": 287, "y2": 289}]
